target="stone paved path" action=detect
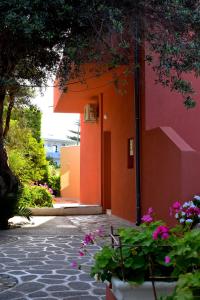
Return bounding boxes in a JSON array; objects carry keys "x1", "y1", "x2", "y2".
[{"x1": 0, "y1": 215, "x2": 134, "y2": 299}]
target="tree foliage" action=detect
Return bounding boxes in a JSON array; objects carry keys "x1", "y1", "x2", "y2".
[
  {"x1": 11, "y1": 104, "x2": 42, "y2": 142},
  {"x1": 6, "y1": 118, "x2": 48, "y2": 184},
  {"x1": 56, "y1": 0, "x2": 200, "y2": 108}
]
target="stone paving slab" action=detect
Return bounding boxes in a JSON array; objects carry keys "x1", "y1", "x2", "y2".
[{"x1": 0, "y1": 215, "x2": 134, "y2": 299}]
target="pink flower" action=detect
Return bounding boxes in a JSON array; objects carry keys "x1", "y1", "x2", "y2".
[
  {"x1": 153, "y1": 225, "x2": 170, "y2": 240},
  {"x1": 162, "y1": 232, "x2": 170, "y2": 239},
  {"x1": 84, "y1": 233, "x2": 94, "y2": 245},
  {"x1": 148, "y1": 207, "x2": 153, "y2": 214},
  {"x1": 96, "y1": 226, "x2": 105, "y2": 237},
  {"x1": 79, "y1": 250, "x2": 84, "y2": 257},
  {"x1": 141, "y1": 214, "x2": 153, "y2": 223},
  {"x1": 172, "y1": 201, "x2": 181, "y2": 212},
  {"x1": 165, "y1": 256, "x2": 171, "y2": 264},
  {"x1": 186, "y1": 207, "x2": 200, "y2": 217},
  {"x1": 71, "y1": 261, "x2": 78, "y2": 268},
  {"x1": 141, "y1": 208, "x2": 154, "y2": 223}
]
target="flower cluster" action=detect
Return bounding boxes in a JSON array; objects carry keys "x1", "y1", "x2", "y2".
[
  {"x1": 71, "y1": 225, "x2": 105, "y2": 269},
  {"x1": 141, "y1": 207, "x2": 154, "y2": 223},
  {"x1": 152, "y1": 225, "x2": 170, "y2": 240},
  {"x1": 71, "y1": 197, "x2": 200, "y2": 287},
  {"x1": 33, "y1": 182, "x2": 54, "y2": 195},
  {"x1": 170, "y1": 195, "x2": 200, "y2": 226}
]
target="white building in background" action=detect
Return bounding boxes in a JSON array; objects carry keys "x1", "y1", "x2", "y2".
[{"x1": 44, "y1": 137, "x2": 75, "y2": 166}]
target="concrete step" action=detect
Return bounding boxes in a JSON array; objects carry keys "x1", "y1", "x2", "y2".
[
  {"x1": 30, "y1": 205, "x2": 103, "y2": 216},
  {"x1": 54, "y1": 197, "x2": 80, "y2": 204}
]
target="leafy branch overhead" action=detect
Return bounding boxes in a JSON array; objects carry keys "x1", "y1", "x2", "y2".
[
  {"x1": 57, "y1": 0, "x2": 200, "y2": 108},
  {"x1": 0, "y1": 1, "x2": 200, "y2": 108}
]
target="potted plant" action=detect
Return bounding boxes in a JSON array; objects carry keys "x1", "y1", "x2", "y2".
[{"x1": 72, "y1": 196, "x2": 200, "y2": 300}]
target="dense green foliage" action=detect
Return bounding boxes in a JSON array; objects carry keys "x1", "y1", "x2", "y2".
[
  {"x1": 163, "y1": 271, "x2": 200, "y2": 300},
  {"x1": 11, "y1": 104, "x2": 42, "y2": 142},
  {"x1": 46, "y1": 165, "x2": 60, "y2": 196},
  {"x1": 91, "y1": 221, "x2": 174, "y2": 283},
  {"x1": 5, "y1": 100, "x2": 57, "y2": 209},
  {"x1": 19, "y1": 185, "x2": 53, "y2": 208},
  {"x1": 167, "y1": 229, "x2": 200, "y2": 277},
  {"x1": 91, "y1": 225, "x2": 200, "y2": 285},
  {"x1": 0, "y1": 0, "x2": 75, "y2": 228},
  {"x1": 163, "y1": 229, "x2": 200, "y2": 300},
  {"x1": 6, "y1": 118, "x2": 48, "y2": 184}
]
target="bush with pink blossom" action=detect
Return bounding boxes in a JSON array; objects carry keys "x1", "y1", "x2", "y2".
[
  {"x1": 72, "y1": 199, "x2": 200, "y2": 293},
  {"x1": 170, "y1": 195, "x2": 200, "y2": 228}
]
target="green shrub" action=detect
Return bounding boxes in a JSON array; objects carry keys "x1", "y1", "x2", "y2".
[
  {"x1": 19, "y1": 185, "x2": 53, "y2": 208},
  {"x1": 48, "y1": 174, "x2": 60, "y2": 196},
  {"x1": 43, "y1": 164, "x2": 60, "y2": 196}
]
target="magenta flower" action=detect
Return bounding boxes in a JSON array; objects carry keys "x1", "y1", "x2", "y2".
[
  {"x1": 84, "y1": 233, "x2": 94, "y2": 245},
  {"x1": 96, "y1": 226, "x2": 105, "y2": 237},
  {"x1": 165, "y1": 256, "x2": 171, "y2": 264},
  {"x1": 141, "y1": 208, "x2": 154, "y2": 223},
  {"x1": 162, "y1": 232, "x2": 170, "y2": 239},
  {"x1": 71, "y1": 261, "x2": 78, "y2": 268},
  {"x1": 148, "y1": 207, "x2": 153, "y2": 214},
  {"x1": 79, "y1": 250, "x2": 85, "y2": 257},
  {"x1": 141, "y1": 214, "x2": 153, "y2": 223},
  {"x1": 172, "y1": 201, "x2": 181, "y2": 211},
  {"x1": 186, "y1": 207, "x2": 200, "y2": 217},
  {"x1": 153, "y1": 225, "x2": 169, "y2": 240}
]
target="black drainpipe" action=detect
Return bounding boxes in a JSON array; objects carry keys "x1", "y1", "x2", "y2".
[{"x1": 134, "y1": 18, "x2": 142, "y2": 226}]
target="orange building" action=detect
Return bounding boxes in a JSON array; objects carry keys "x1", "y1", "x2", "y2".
[{"x1": 54, "y1": 60, "x2": 200, "y2": 224}]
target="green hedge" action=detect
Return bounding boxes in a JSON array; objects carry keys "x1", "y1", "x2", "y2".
[{"x1": 19, "y1": 185, "x2": 53, "y2": 208}]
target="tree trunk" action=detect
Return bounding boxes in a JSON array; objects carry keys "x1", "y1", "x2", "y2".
[
  {"x1": 3, "y1": 93, "x2": 15, "y2": 139},
  {"x1": 0, "y1": 90, "x2": 19, "y2": 229}
]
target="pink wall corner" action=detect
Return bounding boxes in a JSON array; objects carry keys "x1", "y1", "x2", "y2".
[
  {"x1": 60, "y1": 146, "x2": 80, "y2": 201},
  {"x1": 141, "y1": 127, "x2": 182, "y2": 224},
  {"x1": 145, "y1": 63, "x2": 200, "y2": 151},
  {"x1": 181, "y1": 151, "x2": 200, "y2": 199},
  {"x1": 141, "y1": 126, "x2": 200, "y2": 224}
]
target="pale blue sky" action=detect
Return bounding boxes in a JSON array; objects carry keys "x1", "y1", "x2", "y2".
[{"x1": 32, "y1": 86, "x2": 79, "y2": 140}]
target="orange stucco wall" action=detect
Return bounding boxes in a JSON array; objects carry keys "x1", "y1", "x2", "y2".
[
  {"x1": 60, "y1": 146, "x2": 80, "y2": 200},
  {"x1": 55, "y1": 59, "x2": 200, "y2": 225},
  {"x1": 102, "y1": 77, "x2": 135, "y2": 221},
  {"x1": 54, "y1": 66, "x2": 136, "y2": 222},
  {"x1": 78, "y1": 73, "x2": 135, "y2": 221},
  {"x1": 80, "y1": 113, "x2": 101, "y2": 205}
]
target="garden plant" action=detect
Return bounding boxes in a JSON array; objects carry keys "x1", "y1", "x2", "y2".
[{"x1": 74, "y1": 196, "x2": 200, "y2": 299}]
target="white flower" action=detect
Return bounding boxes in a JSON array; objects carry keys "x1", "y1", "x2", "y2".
[
  {"x1": 181, "y1": 212, "x2": 186, "y2": 216},
  {"x1": 182, "y1": 201, "x2": 193, "y2": 208},
  {"x1": 179, "y1": 218, "x2": 185, "y2": 223},
  {"x1": 194, "y1": 195, "x2": 200, "y2": 201},
  {"x1": 185, "y1": 219, "x2": 193, "y2": 223},
  {"x1": 94, "y1": 274, "x2": 99, "y2": 281},
  {"x1": 175, "y1": 213, "x2": 179, "y2": 219}
]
